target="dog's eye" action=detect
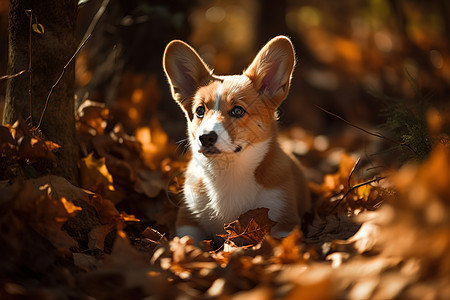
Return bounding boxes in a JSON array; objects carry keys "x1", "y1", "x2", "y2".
[
  {"x1": 196, "y1": 106, "x2": 205, "y2": 118},
  {"x1": 230, "y1": 106, "x2": 246, "y2": 118}
]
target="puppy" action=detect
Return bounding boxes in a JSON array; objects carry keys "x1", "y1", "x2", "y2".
[{"x1": 163, "y1": 36, "x2": 311, "y2": 243}]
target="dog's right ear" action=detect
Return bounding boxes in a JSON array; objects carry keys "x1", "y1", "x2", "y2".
[{"x1": 163, "y1": 40, "x2": 212, "y2": 116}]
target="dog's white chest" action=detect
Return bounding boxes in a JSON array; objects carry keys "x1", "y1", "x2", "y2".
[{"x1": 183, "y1": 139, "x2": 284, "y2": 236}]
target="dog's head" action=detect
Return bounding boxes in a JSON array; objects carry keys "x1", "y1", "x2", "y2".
[{"x1": 163, "y1": 36, "x2": 296, "y2": 157}]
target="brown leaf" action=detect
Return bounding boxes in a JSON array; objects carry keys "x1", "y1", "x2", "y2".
[
  {"x1": 17, "y1": 135, "x2": 59, "y2": 162},
  {"x1": 29, "y1": 175, "x2": 92, "y2": 203},
  {"x1": 222, "y1": 208, "x2": 277, "y2": 246},
  {"x1": 79, "y1": 230, "x2": 171, "y2": 298},
  {"x1": 84, "y1": 195, "x2": 139, "y2": 247},
  {"x1": 151, "y1": 236, "x2": 217, "y2": 281},
  {"x1": 272, "y1": 227, "x2": 304, "y2": 264},
  {"x1": 322, "y1": 152, "x2": 356, "y2": 191},
  {"x1": 76, "y1": 100, "x2": 109, "y2": 137},
  {"x1": 86, "y1": 194, "x2": 120, "y2": 225},
  {"x1": 88, "y1": 223, "x2": 115, "y2": 251},
  {"x1": 80, "y1": 153, "x2": 115, "y2": 195},
  {"x1": 13, "y1": 179, "x2": 82, "y2": 248},
  {"x1": 135, "y1": 119, "x2": 172, "y2": 170},
  {"x1": 5, "y1": 119, "x2": 61, "y2": 162},
  {"x1": 141, "y1": 227, "x2": 166, "y2": 242}
]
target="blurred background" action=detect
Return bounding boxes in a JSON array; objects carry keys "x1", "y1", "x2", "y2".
[{"x1": 1, "y1": 0, "x2": 449, "y2": 154}]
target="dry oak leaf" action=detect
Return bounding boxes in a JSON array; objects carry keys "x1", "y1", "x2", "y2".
[
  {"x1": 311, "y1": 152, "x2": 356, "y2": 201},
  {"x1": 80, "y1": 153, "x2": 115, "y2": 194},
  {"x1": 135, "y1": 118, "x2": 172, "y2": 170},
  {"x1": 86, "y1": 194, "x2": 139, "y2": 225},
  {"x1": 17, "y1": 134, "x2": 60, "y2": 162},
  {"x1": 221, "y1": 208, "x2": 277, "y2": 246},
  {"x1": 14, "y1": 177, "x2": 83, "y2": 248},
  {"x1": 76, "y1": 100, "x2": 109, "y2": 136},
  {"x1": 79, "y1": 230, "x2": 170, "y2": 299},
  {"x1": 5, "y1": 119, "x2": 60, "y2": 162},
  {"x1": 88, "y1": 223, "x2": 115, "y2": 251},
  {"x1": 141, "y1": 227, "x2": 166, "y2": 243},
  {"x1": 151, "y1": 236, "x2": 218, "y2": 281},
  {"x1": 29, "y1": 175, "x2": 92, "y2": 202},
  {"x1": 375, "y1": 145, "x2": 450, "y2": 280},
  {"x1": 324, "y1": 152, "x2": 356, "y2": 191},
  {"x1": 85, "y1": 195, "x2": 139, "y2": 251},
  {"x1": 271, "y1": 227, "x2": 304, "y2": 264}
]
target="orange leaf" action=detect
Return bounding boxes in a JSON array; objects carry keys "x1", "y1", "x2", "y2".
[
  {"x1": 86, "y1": 194, "x2": 119, "y2": 224},
  {"x1": 80, "y1": 153, "x2": 115, "y2": 193},
  {"x1": 222, "y1": 208, "x2": 277, "y2": 245}
]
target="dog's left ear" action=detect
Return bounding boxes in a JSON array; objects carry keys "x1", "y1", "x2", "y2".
[{"x1": 244, "y1": 36, "x2": 296, "y2": 107}]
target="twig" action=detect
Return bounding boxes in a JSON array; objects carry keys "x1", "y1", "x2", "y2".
[
  {"x1": 365, "y1": 165, "x2": 385, "y2": 172},
  {"x1": 0, "y1": 8, "x2": 36, "y2": 84},
  {"x1": 314, "y1": 104, "x2": 419, "y2": 156},
  {"x1": 348, "y1": 157, "x2": 361, "y2": 188},
  {"x1": 0, "y1": 70, "x2": 26, "y2": 81},
  {"x1": 37, "y1": 0, "x2": 110, "y2": 129},
  {"x1": 37, "y1": 34, "x2": 92, "y2": 129},
  {"x1": 79, "y1": 0, "x2": 110, "y2": 48},
  {"x1": 330, "y1": 176, "x2": 387, "y2": 213}
]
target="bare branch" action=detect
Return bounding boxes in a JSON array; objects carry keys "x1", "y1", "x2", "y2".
[
  {"x1": 348, "y1": 157, "x2": 361, "y2": 188},
  {"x1": 0, "y1": 70, "x2": 26, "y2": 81},
  {"x1": 37, "y1": 34, "x2": 92, "y2": 129},
  {"x1": 314, "y1": 104, "x2": 419, "y2": 156},
  {"x1": 331, "y1": 176, "x2": 387, "y2": 213},
  {"x1": 37, "y1": 0, "x2": 111, "y2": 129}
]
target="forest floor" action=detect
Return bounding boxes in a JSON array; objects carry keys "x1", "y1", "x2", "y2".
[{"x1": 0, "y1": 100, "x2": 449, "y2": 299}]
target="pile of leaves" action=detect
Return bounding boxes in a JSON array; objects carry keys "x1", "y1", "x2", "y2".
[{"x1": 0, "y1": 101, "x2": 449, "y2": 299}]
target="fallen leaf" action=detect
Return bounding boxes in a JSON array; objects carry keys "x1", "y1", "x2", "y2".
[
  {"x1": 80, "y1": 153, "x2": 115, "y2": 194},
  {"x1": 29, "y1": 175, "x2": 92, "y2": 202},
  {"x1": 76, "y1": 100, "x2": 109, "y2": 137},
  {"x1": 272, "y1": 227, "x2": 304, "y2": 264},
  {"x1": 88, "y1": 223, "x2": 115, "y2": 251},
  {"x1": 222, "y1": 208, "x2": 277, "y2": 246},
  {"x1": 79, "y1": 230, "x2": 171, "y2": 298},
  {"x1": 12, "y1": 179, "x2": 82, "y2": 249},
  {"x1": 86, "y1": 194, "x2": 119, "y2": 225}
]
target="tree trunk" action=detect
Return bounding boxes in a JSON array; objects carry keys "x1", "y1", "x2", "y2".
[{"x1": 3, "y1": 0, "x2": 78, "y2": 184}]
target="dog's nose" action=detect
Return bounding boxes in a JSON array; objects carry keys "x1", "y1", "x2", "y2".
[{"x1": 199, "y1": 131, "x2": 218, "y2": 147}]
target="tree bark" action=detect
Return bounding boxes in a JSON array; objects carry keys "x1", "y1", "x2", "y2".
[{"x1": 3, "y1": 0, "x2": 78, "y2": 184}]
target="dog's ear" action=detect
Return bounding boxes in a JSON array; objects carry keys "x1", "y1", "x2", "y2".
[
  {"x1": 244, "y1": 36, "x2": 296, "y2": 107},
  {"x1": 163, "y1": 40, "x2": 211, "y2": 115}
]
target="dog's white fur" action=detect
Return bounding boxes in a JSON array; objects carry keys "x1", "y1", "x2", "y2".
[{"x1": 182, "y1": 138, "x2": 284, "y2": 240}]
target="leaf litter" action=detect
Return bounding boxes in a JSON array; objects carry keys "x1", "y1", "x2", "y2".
[{"x1": 0, "y1": 100, "x2": 449, "y2": 299}]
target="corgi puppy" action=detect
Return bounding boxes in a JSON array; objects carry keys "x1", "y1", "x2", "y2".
[{"x1": 163, "y1": 36, "x2": 311, "y2": 243}]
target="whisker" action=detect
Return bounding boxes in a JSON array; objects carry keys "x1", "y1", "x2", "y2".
[
  {"x1": 176, "y1": 138, "x2": 188, "y2": 145},
  {"x1": 175, "y1": 138, "x2": 190, "y2": 154}
]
